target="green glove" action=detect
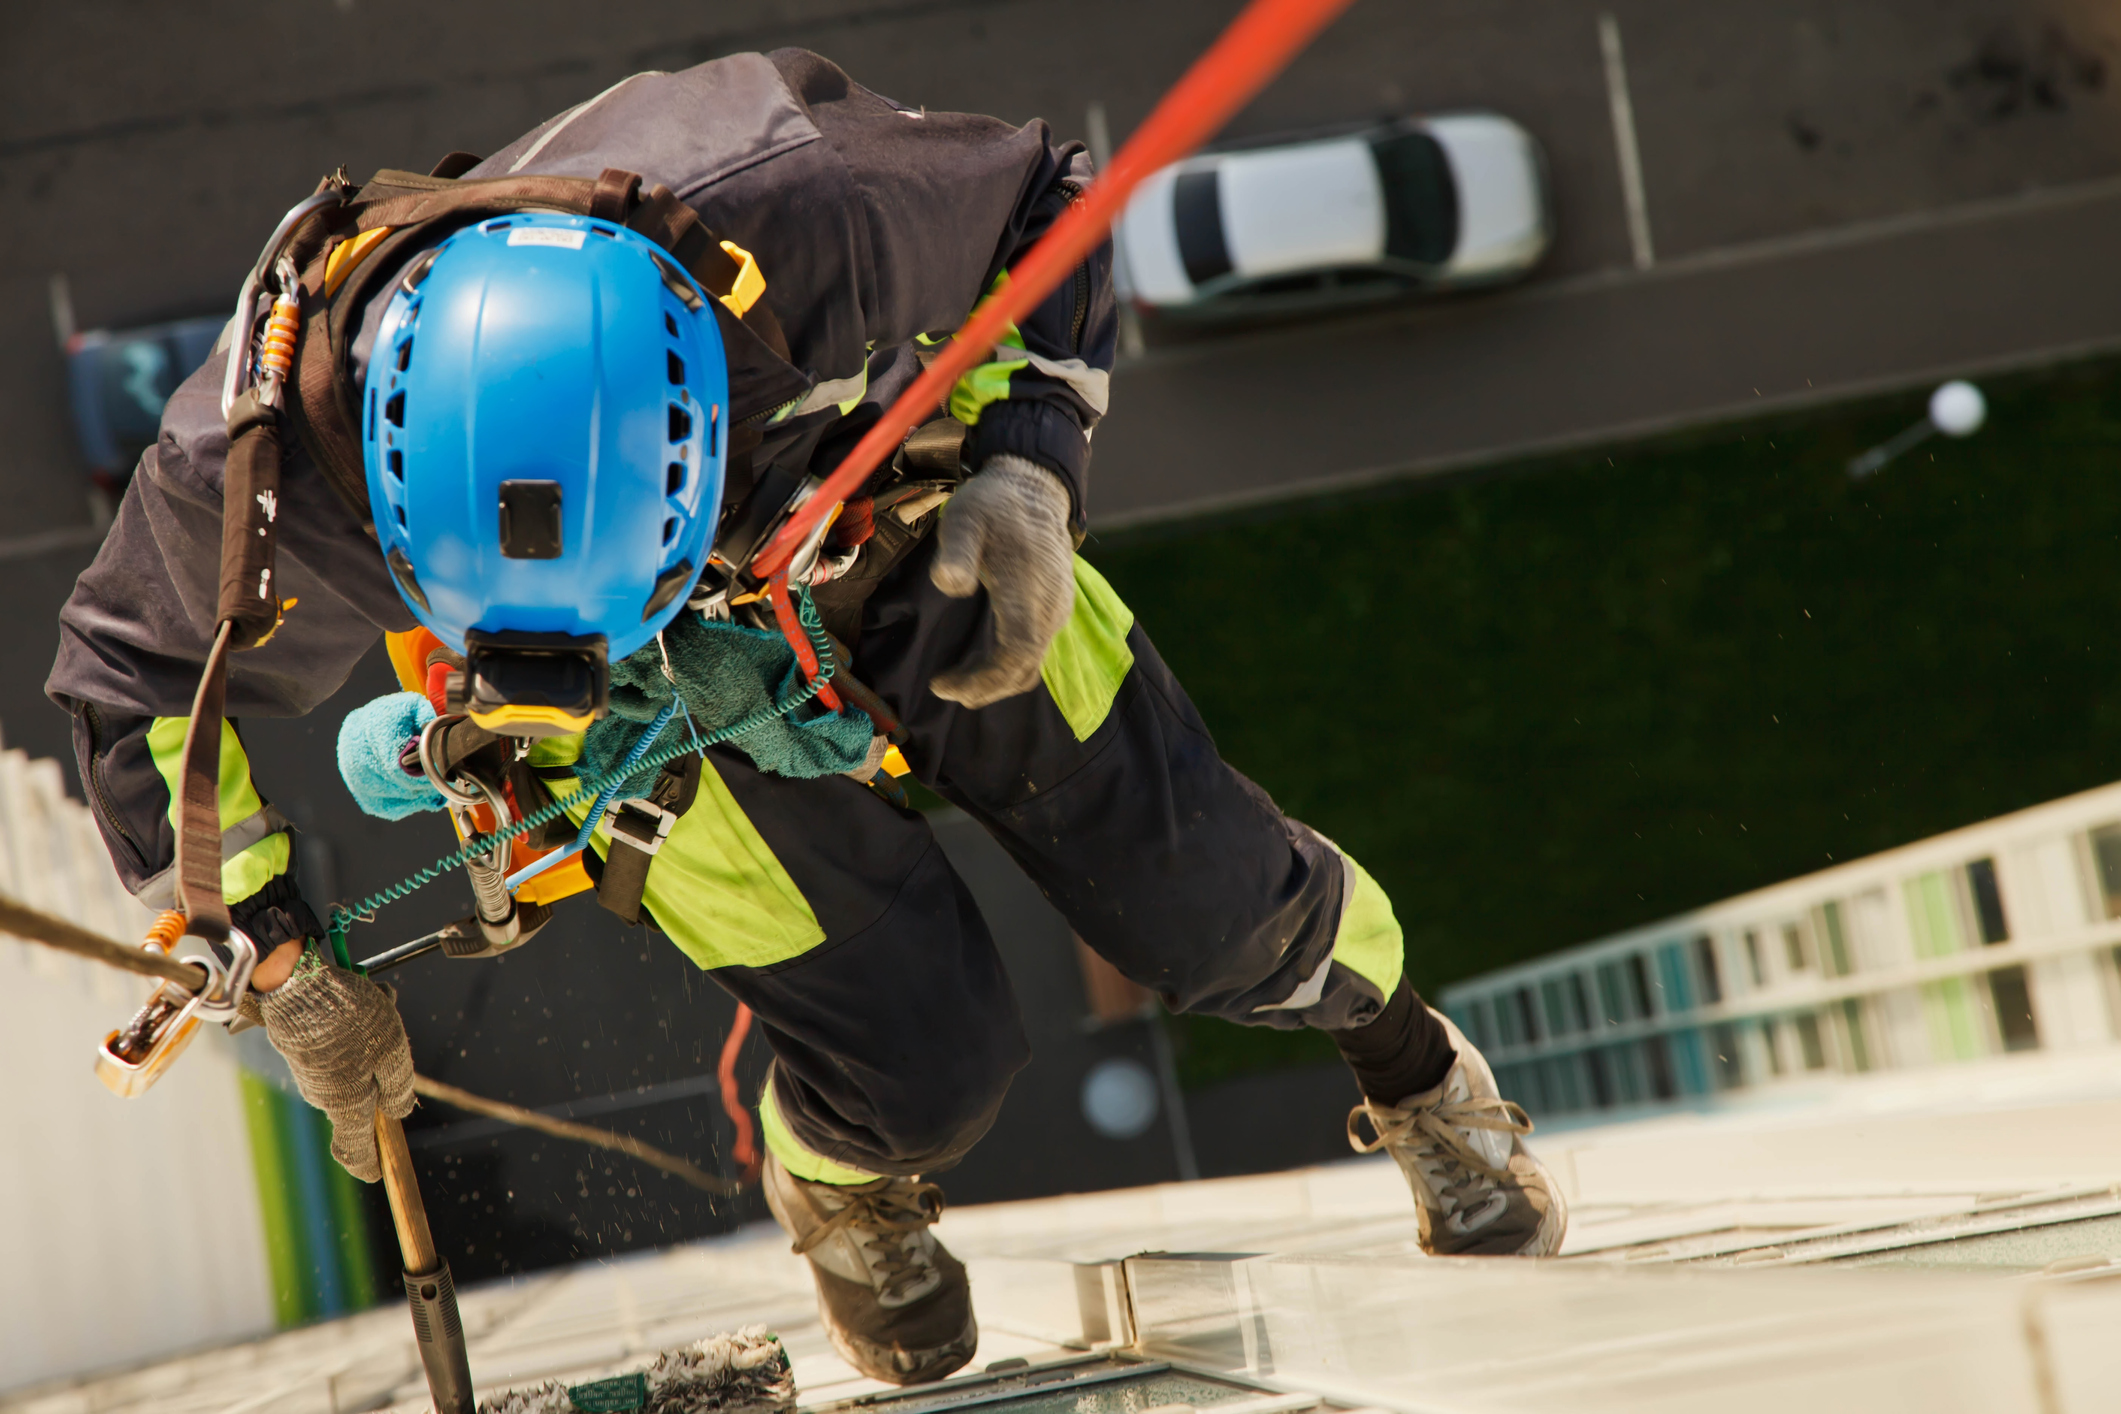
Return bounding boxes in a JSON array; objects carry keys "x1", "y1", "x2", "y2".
[
  {"x1": 243, "y1": 949, "x2": 416, "y2": 1182},
  {"x1": 928, "y1": 455, "x2": 1075, "y2": 708}
]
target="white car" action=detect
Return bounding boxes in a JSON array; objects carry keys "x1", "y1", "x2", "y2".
[{"x1": 1114, "y1": 114, "x2": 1551, "y2": 316}]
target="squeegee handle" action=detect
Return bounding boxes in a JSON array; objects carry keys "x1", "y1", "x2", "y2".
[{"x1": 376, "y1": 1110, "x2": 476, "y2": 1413}]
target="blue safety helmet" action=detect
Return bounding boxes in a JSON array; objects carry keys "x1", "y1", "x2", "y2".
[{"x1": 362, "y1": 211, "x2": 728, "y2": 734}]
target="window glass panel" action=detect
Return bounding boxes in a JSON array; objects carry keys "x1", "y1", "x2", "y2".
[
  {"x1": 1693, "y1": 935, "x2": 1723, "y2": 1004},
  {"x1": 1783, "y1": 922, "x2": 1810, "y2": 970},
  {"x1": 1795, "y1": 1012, "x2": 1827, "y2": 1069},
  {"x1": 1627, "y1": 955, "x2": 1656, "y2": 1017},
  {"x1": 1643, "y1": 1035, "x2": 1677, "y2": 1099},
  {"x1": 1596, "y1": 963, "x2": 1629, "y2": 1024},
  {"x1": 1656, "y1": 943, "x2": 1695, "y2": 1012},
  {"x1": 1819, "y1": 902, "x2": 1853, "y2": 976},
  {"x1": 1616, "y1": 1042, "x2": 1648, "y2": 1103},
  {"x1": 1903, "y1": 871, "x2": 1962, "y2": 958},
  {"x1": 1987, "y1": 966, "x2": 2040, "y2": 1051},
  {"x1": 1920, "y1": 977, "x2": 1987, "y2": 1061},
  {"x1": 2090, "y1": 824, "x2": 2121, "y2": 918},
  {"x1": 1761, "y1": 1018, "x2": 1785, "y2": 1076},
  {"x1": 1494, "y1": 993, "x2": 1523, "y2": 1047},
  {"x1": 1566, "y1": 972, "x2": 1593, "y2": 1031},
  {"x1": 1710, "y1": 1023, "x2": 1744, "y2": 1088},
  {"x1": 1514, "y1": 987, "x2": 1542, "y2": 1044},
  {"x1": 1669, "y1": 1029, "x2": 1713, "y2": 1094},
  {"x1": 1838, "y1": 998, "x2": 1872, "y2": 1071},
  {"x1": 1540, "y1": 979, "x2": 1572, "y2": 1037},
  {"x1": 1543, "y1": 1057, "x2": 1585, "y2": 1114},
  {"x1": 1966, "y1": 858, "x2": 2009, "y2": 944},
  {"x1": 1465, "y1": 997, "x2": 1494, "y2": 1050},
  {"x1": 1744, "y1": 930, "x2": 1766, "y2": 986}
]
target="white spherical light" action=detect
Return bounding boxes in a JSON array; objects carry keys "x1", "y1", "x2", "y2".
[
  {"x1": 1929, "y1": 380, "x2": 1987, "y2": 438},
  {"x1": 1081, "y1": 1057, "x2": 1159, "y2": 1139}
]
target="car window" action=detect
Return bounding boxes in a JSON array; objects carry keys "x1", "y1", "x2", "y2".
[
  {"x1": 1172, "y1": 168, "x2": 1233, "y2": 287},
  {"x1": 1369, "y1": 130, "x2": 1458, "y2": 266}
]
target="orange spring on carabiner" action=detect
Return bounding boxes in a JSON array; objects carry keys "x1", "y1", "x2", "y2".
[
  {"x1": 259, "y1": 294, "x2": 301, "y2": 383},
  {"x1": 142, "y1": 910, "x2": 185, "y2": 956}
]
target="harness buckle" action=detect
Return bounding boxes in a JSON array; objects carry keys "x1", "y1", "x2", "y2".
[{"x1": 608, "y1": 798, "x2": 677, "y2": 857}]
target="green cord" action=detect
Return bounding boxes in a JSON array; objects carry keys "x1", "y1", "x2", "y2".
[{"x1": 327, "y1": 586, "x2": 839, "y2": 937}]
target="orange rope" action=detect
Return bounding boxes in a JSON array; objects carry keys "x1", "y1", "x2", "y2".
[
  {"x1": 768, "y1": 571, "x2": 843, "y2": 713},
  {"x1": 718, "y1": 1004, "x2": 761, "y2": 1182}
]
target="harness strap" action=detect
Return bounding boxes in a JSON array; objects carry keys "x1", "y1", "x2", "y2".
[
  {"x1": 590, "y1": 167, "x2": 639, "y2": 222},
  {"x1": 220, "y1": 389, "x2": 286, "y2": 648},
  {"x1": 173, "y1": 624, "x2": 234, "y2": 946},
  {"x1": 595, "y1": 753, "x2": 702, "y2": 926}
]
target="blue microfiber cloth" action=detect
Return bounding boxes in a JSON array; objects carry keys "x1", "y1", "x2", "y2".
[
  {"x1": 337, "y1": 692, "x2": 446, "y2": 820},
  {"x1": 580, "y1": 611, "x2": 874, "y2": 796}
]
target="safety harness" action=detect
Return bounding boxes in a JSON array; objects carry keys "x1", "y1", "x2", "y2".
[{"x1": 186, "y1": 157, "x2": 827, "y2": 956}]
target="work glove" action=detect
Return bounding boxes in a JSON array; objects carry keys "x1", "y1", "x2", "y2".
[
  {"x1": 928, "y1": 454, "x2": 1076, "y2": 708},
  {"x1": 337, "y1": 691, "x2": 445, "y2": 819},
  {"x1": 241, "y1": 949, "x2": 416, "y2": 1183}
]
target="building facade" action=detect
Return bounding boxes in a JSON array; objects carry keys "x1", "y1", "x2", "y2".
[
  {"x1": 0, "y1": 737, "x2": 373, "y2": 1395},
  {"x1": 1440, "y1": 782, "x2": 2121, "y2": 1120}
]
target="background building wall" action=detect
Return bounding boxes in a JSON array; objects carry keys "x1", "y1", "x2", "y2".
[
  {"x1": 0, "y1": 744, "x2": 280, "y2": 1392},
  {"x1": 1443, "y1": 778, "x2": 2121, "y2": 1122}
]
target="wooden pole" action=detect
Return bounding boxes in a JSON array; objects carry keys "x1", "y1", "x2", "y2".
[
  {"x1": 375, "y1": 1110, "x2": 475, "y2": 1413},
  {"x1": 375, "y1": 1111, "x2": 439, "y2": 1272}
]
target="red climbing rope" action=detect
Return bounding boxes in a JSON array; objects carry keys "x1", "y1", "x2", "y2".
[
  {"x1": 719, "y1": 1003, "x2": 762, "y2": 1182},
  {"x1": 749, "y1": 0, "x2": 1358, "y2": 580}
]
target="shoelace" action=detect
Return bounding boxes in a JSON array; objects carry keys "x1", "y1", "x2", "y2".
[
  {"x1": 791, "y1": 1178, "x2": 946, "y2": 1302},
  {"x1": 1348, "y1": 1095, "x2": 1533, "y2": 1219}
]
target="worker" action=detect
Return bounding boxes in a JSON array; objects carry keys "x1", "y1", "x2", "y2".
[{"x1": 47, "y1": 51, "x2": 1563, "y2": 1387}]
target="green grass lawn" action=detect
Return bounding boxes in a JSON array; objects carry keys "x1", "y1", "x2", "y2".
[{"x1": 1084, "y1": 355, "x2": 2121, "y2": 1089}]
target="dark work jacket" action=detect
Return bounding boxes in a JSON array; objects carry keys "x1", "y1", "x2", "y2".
[{"x1": 46, "y1": 48, "x2": 1118, "y2": 923}]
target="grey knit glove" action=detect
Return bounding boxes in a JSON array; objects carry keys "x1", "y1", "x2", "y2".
[
  {"x1": 243, "y1": 949, "x2": 416, "y2": 1182},
  {"x1": 929, "y1": 454, "x2": 1076, "y2": 707}
]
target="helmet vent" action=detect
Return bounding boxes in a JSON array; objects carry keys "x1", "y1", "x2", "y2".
[
  {"x1": 401, "y1": 248, "x2": 440, "y2": 293},
  {"x1": 666, "y1": 461, "x2": 685, "y2": 495},
  {"x1": 666, "y1": 351, "x2": 685, "y2": 385},
  {"x1": 386, "y1": 547, "x2": 430, "y2": 612},
  {"x1": 387, "y1": 449, "x2": 404, "y2": 481},
  {"x1": 642, "y1": 559, "x2": 693, "y2": 622},
  {"x1": 662, "y1": 516, "x2": 679, "y2": 546},
  {"x1": 395, "y1": 338, "x2": 414, "y2": 372},
  {"x1": 664, "y1": 312, "x2": 679, "y2": 338},
  {"x1": 384, "y1": 391, "x2": 406, "y2": 427},
  {"x1": 668, "y1": 403, "x2": 692, "y2": 443}
]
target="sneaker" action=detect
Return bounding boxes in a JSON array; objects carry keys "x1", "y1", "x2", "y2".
[
  {"x1": 762, "y1": 1153, "x2": 978, "y2": 1384},
  {"x1": 1347, "y1": 1008, "x2": 1568, "y2": 1256}
]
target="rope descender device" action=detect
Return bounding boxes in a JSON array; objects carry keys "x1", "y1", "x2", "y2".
[{"x1": 95, "y1": 910, "x2": 261, "y2": 1098}]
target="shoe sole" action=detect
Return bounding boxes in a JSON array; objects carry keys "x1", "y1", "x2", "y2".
[
  {"x1": 819, "y1": 1294, "x2": 978, "y2": 1386},
  {"x1": 1521, "y1": 1149, "x2": 1569, "y2": 1257}
]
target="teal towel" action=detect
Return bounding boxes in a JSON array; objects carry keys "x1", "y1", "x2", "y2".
[
  {"x1": 579, "y1": 611, "x2": 874, "y2": 796},
  {"x1": 337, "y1": 692, "x2": 446, "y2": 819}
]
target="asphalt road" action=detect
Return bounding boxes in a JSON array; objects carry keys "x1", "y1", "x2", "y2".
[
  {"x1": 1091, "y1": 175, "x2": 2121, "y2": 525},
  {"x1": 3, "y1": 0, "x2": 2119, "y2": 1265}
]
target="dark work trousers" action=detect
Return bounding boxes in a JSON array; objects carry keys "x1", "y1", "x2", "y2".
[{"x1": 635, "y1": 534, "x2": 1405, "y2": 1180}]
